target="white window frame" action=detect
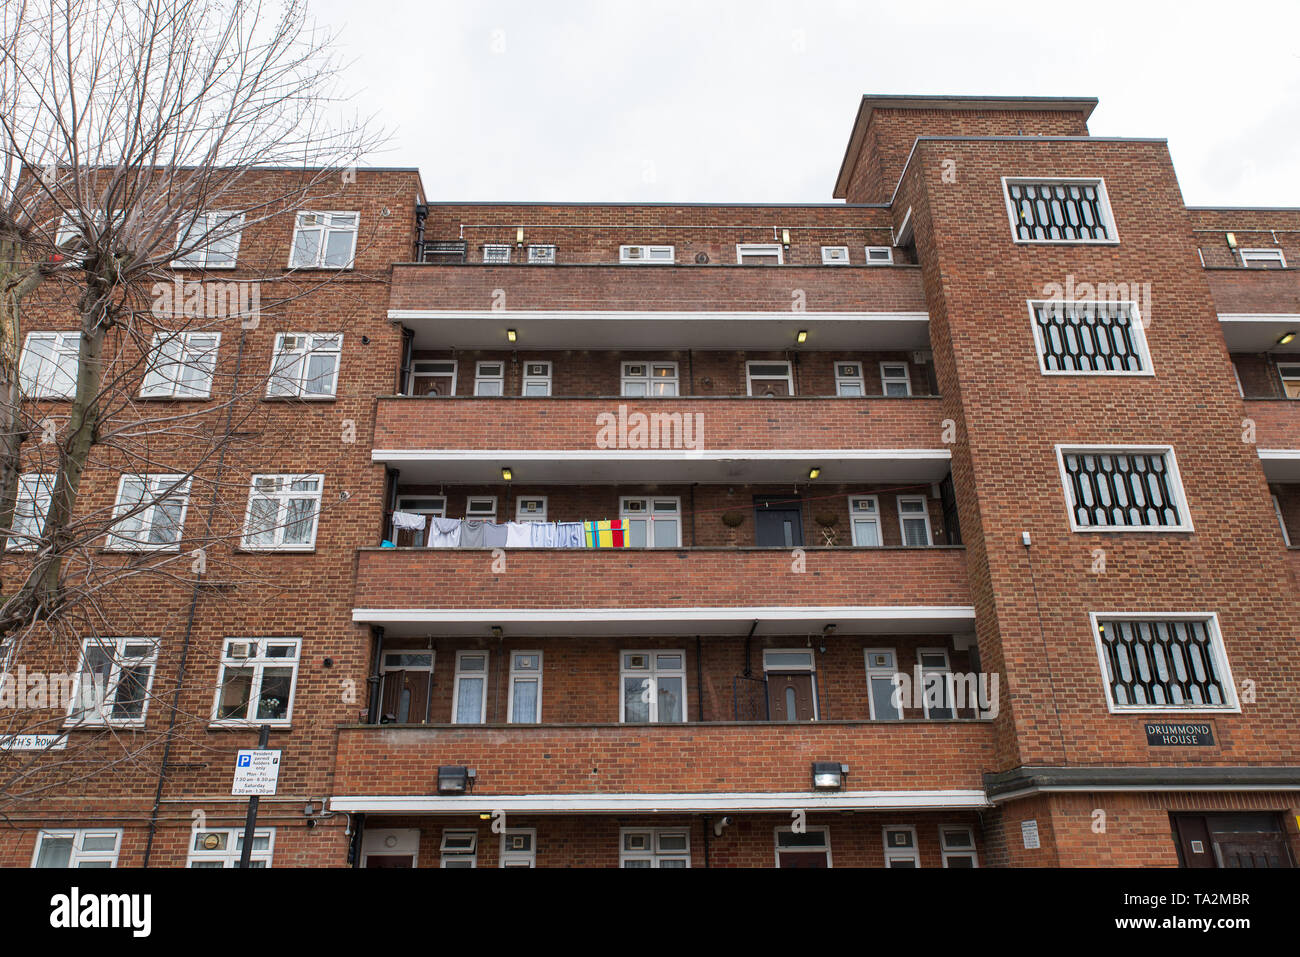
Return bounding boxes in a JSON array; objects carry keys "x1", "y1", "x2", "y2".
[
  {"x1": 411, "y1": 359, "x2": 458, "y2": 396},
  {"x1": 107, "y1": 474, "x2": 192, "y2": 551},
  {"x1": 621, "y1": 361, "x2": 679, "y2": 397},
  {"x1": 507, "y1": 651, "x2": 543, "y2": 724},
  {"x1": 1273, "y1": 494, "x2": 1291, "y2": 546},
  {"x1": 474, "y1": 360, "x2": 505, "y2": 396},
  {"x1": 6, "y1": 472, "x2": 54, "y2": 552},
  {"x1": 619, "y1": 650, "x2": 688, "y2": 724},
  {"x1": 440, "y1": 829, "x2": 478, "y2": 868},
  {"x1": 939, "y1": 826, "x2": 979, "y2": 868},
  {"x1": 266, "y1": 333, "x2": 342, "y2": 399},
  {"x1": 897, "y1": 495, "x2": 933, "y2": 546},
  {"x1": 1026, "y1": 300, "x2": 1154, "y2": 377},
  {"x1": 1055, "y1": 445, "x2": 1193, "y2": 533},
  {"x1": 879, "y1": 361, "x2": 912, "y2": 397},
  {"x1": 526, "y1": 244, "x2": 556, "y2": 264},
  {"x1": 240, "y1": 473, "x2": 324, "y2": 551},
  {"x1": 466, "y1": 496, "x2": 498, "y2": 520},
  {"x1": 1277, "y1": 362, "x2": 1300, "y2": 399},
  {"x1": 1089, "y1": 612, "x2": 1240, "y2": 714},
  {"x1": 745, "y1": 360, "x2": 794, "y2": 396},
  {"x1": 288, "y1": 210, "x2": 358, "y2": 269},
  {"x1": 482, "y1": 243, "x2": 512, "y2": 264},
  {"x1": 1240, "y1": 248, "x2": 1286, "y2": 268},
  {"x1": 500, "y1": 828, "x2": 537, "y2": 867},
  {"x1": 773, "y1": 825, "x2": 832, "y2": 867},
  {"x1": 210, "y1": 637, "x2": 302, "y2": 727},
  {"x1": 735, "y1": 243, "x2": 784, "y2": 265},
  {"x1": 848, "y1": 495, "x2": 882, "y2": 547},
  {"x1": 65, "y1": 637, "x2": 159, "y2": 728},
  {"x1": 619, "y1": 828, "x2": 690, "y2": 868},
  {"x1": 619, "y1": 496, "x2": 683, "y2": 548},
  {"x1": 834, "y1": 361, "x2": 865, "y2": 396},
  {"x1": 32, "y1": 829, "x2": 122, "y2": 868},
  {"x1": 140, "y1": 332, "x2": 221, "y2": 398},
  {"x1": 821, "y1": 245, "x2": 851, "y2": 265},
  {"x1": 187, "y1": 828, "x2": 275, "y2": 868},
  {"x1": 452, "y1": 650, "x2": 489, "y2": 725},
  {"x1": 521, "y1": 360, "x2": 553, "y2": 396},
  {"x1": 882, "y1": 825, "x2": 921, "y2": 868},
  {"x1": 173, "y1": 211, "x2": 244, "y2": 269},
  {"x1": 864, "y1": 246, "x2": 894, "y2": 265},
  {"x1": 361, "y1": 828, "x2": 420, "y2": 867},
  {"x1": 864, "y1": 647, "x2": 902, "y2": 721},
  {"x1": 515, "y1": 496, "x2": 548, "y2": 522},
  {"x1": 18, "y1": 331, "x2": 79, "y2": 399},
  {"x1": 619, "y1": 245, "x2": 675, "y2": 264},
  {"x1": 1002, "y1": 176, "x2": 1119, "y2": 246},
  {"x1": 917, "y1": 647, "x2": 954, "y2": 719}
]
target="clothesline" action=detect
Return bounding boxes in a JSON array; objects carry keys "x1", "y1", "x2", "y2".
[{"x1": 386, "y1": 516, "x2": 641, "y2": 548}]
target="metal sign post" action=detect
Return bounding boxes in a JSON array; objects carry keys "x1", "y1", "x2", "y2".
[{"x1": 235, "y1": 725, "x2": 274, "y2": 868}]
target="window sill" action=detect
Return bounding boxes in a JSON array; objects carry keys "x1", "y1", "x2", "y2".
[
  {"x1": 208, "y1": 721, "x2": 293, "y2": 731},
  {"x1": 236, "y1": 546, "x2": 318, "y2": 554},
  {"x1": 138, "y1": 394, "x2": 214, "y2": 402},
  {"x1": 261, "y1": 395, "x2": 337, "y2": 403}
]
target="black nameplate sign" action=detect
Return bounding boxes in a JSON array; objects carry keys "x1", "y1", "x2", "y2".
[{"x1": 1144, "y1": 722, "x2": 1214, "y2": 747}]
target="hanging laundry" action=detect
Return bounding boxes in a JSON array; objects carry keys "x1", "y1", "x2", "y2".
[
  {"x1": 505, "y1": 522, "x2": 533, "y2": 547},
  {"x1": 459, "y1": 519, "x2": 487, "y2": 548},
  {"x1": 390, "y1": 511, "x2": 428, "y2": 531},
  {"x1": 556, "y1": 522, "x2": 585, "y2": 548},
  {"x1": 426, "y1": 516, "x2": 462, "y2": 548},
  {"x1": 528, "y1": 522, "x2": 559, "y2": 547},
  {"x1": 483, "y1": 522, "x2": 508, "y2": 547},
  {"x1": 583, "y1": 519, "x2": 628, "y2": 548}
]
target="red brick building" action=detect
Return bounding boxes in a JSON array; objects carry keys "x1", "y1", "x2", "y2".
[{"x1": 4, "y1": 94, "x2": 1299, "y2": 868}]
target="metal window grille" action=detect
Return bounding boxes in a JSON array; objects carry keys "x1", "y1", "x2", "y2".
[
  {"x1": 1034, "y1": 301, "x2": 1144, "y2": 372},
  {"x1": 1096, "y1": 618, "x2": 1230, "y2": 708},
  {"x1": 1062, "y1": 451, "x2": 1182, "y2": 529},
  {"x1": 1008, "y1": 181, "x2": 1113, "y2": 242}
]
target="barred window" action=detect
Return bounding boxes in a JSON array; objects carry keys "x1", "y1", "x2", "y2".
[
  {"x1": 1093, "y1": 615, "x2": 1236, "y2": 711},
  {"x1": 1030, "y1": 301, "x2": 1150, "y2": 374},
  {"x1": 1058, "y1": 447, "x2": 1191, "y2": 531},
  {"x1": 1004, "y1": 178, "x2": 1116, "y2": 243}
]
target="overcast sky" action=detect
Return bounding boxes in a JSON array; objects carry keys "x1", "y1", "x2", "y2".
[{"x1": 314, "y1": 0, "x2": 1300, "y2": 207}]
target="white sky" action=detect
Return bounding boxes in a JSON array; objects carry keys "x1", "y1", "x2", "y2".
[{"x1": 314, "y1": 0, "x2": 1300, "y2": 207}]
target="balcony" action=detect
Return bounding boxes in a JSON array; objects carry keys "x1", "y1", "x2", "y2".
[
  {"x1": 329, "y1": 720, "x2": 994, "y2": 813},
  {"x1": 1245, "y1": 399, "x2": 1300, "y2": 453},
  {"x1": 1208, "y1": 267, "x2": 1300, "y2": 318}
]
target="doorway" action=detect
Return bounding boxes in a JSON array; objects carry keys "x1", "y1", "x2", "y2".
[
  {"x1": 1171, "y1": 813, "x2": 1295, "y2": 868},
  {"x1": 754, "y1": 496, "x2": 803, "y2": 547}
]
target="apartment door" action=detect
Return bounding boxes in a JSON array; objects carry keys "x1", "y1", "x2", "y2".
[
  {"x1": 754, "y1": 496, "x2": 803, "y2": 547},
  {"x1": 1172, "y1": 813, "x2": 1294, "y2": 868},
  {"x1": 378, "y1": 652, "x2": 434, "y2": 724},
  {"x1": 410, "y1": 360, "x2": 456, "y2": 396},
  {"x1": 392, "y1": 496, "x2": 445, "y2": 548},
  {"x1": 768, "y1": 673, "x2": 816, "y2": 721}
]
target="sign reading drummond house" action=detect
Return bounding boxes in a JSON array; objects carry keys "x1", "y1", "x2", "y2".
[{"x1": 1144, "y1": 722, "x2": 1215, "y2": 747}]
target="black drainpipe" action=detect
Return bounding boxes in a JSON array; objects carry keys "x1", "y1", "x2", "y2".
[
  {"x1": 399, "y1": 327, "x2": 415, "y2": 394},
  {"x1": 742, "y1": 620, "x2": 758, "y2": 678},
  {"x1": 367, "y1": 626, "x2": 386, "y2": 724},
  {"x1": 695, "y1": 635, "x2": 704, "y2": 722},
  {"x1": 414, "y1": 204, "x2": 428, "y2": 261},
  {"x1": 702, "y1": 816, "x2": 711, "y2": 868},
  {"x1": 348, "y1": 813, "x2": 366, "y2": 867}
]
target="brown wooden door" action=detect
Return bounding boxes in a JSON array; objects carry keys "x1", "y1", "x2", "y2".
[
  {"x1": 1217, "y1": 833, "x2": 1292, "y2": 868},
  {"x1": 365, "y1": 854, "x2": 415, "y2": 868},
  {"x1": 380, "y1": 669, "x2": 431, "y2": 724},
  {"x1": 777, "y1": 850, "x2": 829, "y2": 868},
  {"x1": 768, "y1": 673, "x2": 816, "y2": 721},
  {"x1": 1173, "y1": 813, "x2": 1295, "y2": 868}
]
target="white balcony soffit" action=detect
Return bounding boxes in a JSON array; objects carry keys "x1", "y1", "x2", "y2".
[
  {"x1": 389, "y1": 309, "x2": 932, "y2": 351},
  {"x1": 1219, "y1": 313, "x2": 1300, "y2": 354},
  {"x1": 1258, "y1": 449, "x2": 1300, "y2": 482}
]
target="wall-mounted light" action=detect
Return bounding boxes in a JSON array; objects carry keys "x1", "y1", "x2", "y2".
[
  {"x1": 1278, "y1": 331, "x2": 1297, "y2": 346},
  {"x1": 491, "y1": 626, "x2": 504, "y2": 639},
  {"x1": 478, "y1": 811, "x2": 493, "y2": 821},
  {"x1": 516, "y1": 226, "x2": 525, "y2": 247},
  {"x1": 501, "y1": 467, "x2": 513, "y2": 482},
  {"x1": 437, "y1": 765, "x2": 477, "y2": 795},
  {"x1": 796, "y1": 330, "x2": 808, "y2": 344},
  {"x1": 1225, "y1": 232, "x2": 1238, "y2": 250},
  {"x1": 812, "y1": 761, "x2": 849, "y2": 790},
  {"x1": 506, "y1": 329, "x2": 517, "y2": 343},
  {"x1": 807, "y1": 467, "x2": 821, "y2": 481},
  {"x1": 781, "y1": 228, "x2": 791, "y2": 247}
]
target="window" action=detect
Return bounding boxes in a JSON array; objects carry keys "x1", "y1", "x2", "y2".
[
  {"x1": 620, "y1": 651, "x2": 687, "y2": 723},
  {"x1": 1091, "y1": 614, "x2": 1238, "y2": 712},
  {"x1": 879, "y1": 362, "x2": 912, "y2": 397},
  {"x1": 289, "y1": 211, "x2": 358, "y2": 268},
  {"x1": 521, "y1": 361, "x2": 552, "y2": 396},
  {"x1": 1029, "y1": 300, "x2": 1151, "y2": 375},
  {"x1": 621, "y1": 361, "x2": 679, "y2": 396},
  {"x1": 1278, "y1": 363, "x2": 1300, "y2": 399},
  {"x1": 482, "y1": 244, "x2": 512, "y2": 264},
  {"x1": 32, "y1": 829, "x2": 121, "y2": 868},
  {"x1": 173, "y1": 212, "x2": 244, "y2": 268},
  {"x1": 897, "y1": 496, "x2": 932, "y2": 546},
  {"x1": 141, "y1": 332, "x2": 220, "y2": 398},
  {"x1": 188, "y1": 829, "x2": 274, "y2": 868},
  {"x1": 508, "y1": 652, "x2": 542, "y2": 723},
  {"x1": 882, "y1": 826, "x2": 921, "y2": 867},
  {"x1": 775, "y1": 827, "x2": 832, "y2": 868},
  {"x1": 620, "y1": 829, "x2": 689, "y2": 868},
  {"x1": 527, "y1": 244, "x2": 556, "y2": 264},
  {"x1": 619, "y1": 245, "x2": 675, "y2": 264},
  {"x1": 466, "y1": 496, "x2": 498, "y2": 520},
  {"x1": 474, "y1": 361, "x2": 505, "y2": 396},
  {"x1": 834, "y1": 361, "x2": 865, "y2": 396},
  {"x1": 849, "y1": 496, "x2": 882, "y2": 547},
  {"x1": 440, "y1": 829, "x2": 478, "y2": 868},
  {"x1": 516, "y1": 497, "x2": 548, "y2": 522},
  {"x1": 864, "y1": 648, "x2": 902, "y2": 720},
  {"x1": 67, "y1": 638, "x2": 158, "y2": 727},
  {"x1": 107, "y1": 474, "x2": 191, "y2": 551},
  {"x1": 821, "y1": 246, "x2": 850, "y2": 265},
  {"x1": 918, "y1": 648, "x2": 954, "y2": 719},
  {"x1": 1273, "y1": 494, "x2": 1291, "y2": 546},
  {"x1": 411, "y1": 359, "x2": 457, "y2": 396},
  {"x1": 361, "y1": 828, "x2": 419, "y2": 867},
  {"x1": 864, "y1": 246, "x2": 893, "y2": 265},
  {"x1": 940, "y1": 827, "x2": 978, "y2": 867},
  {"x1": 53, "y1": 210, "x2": 116, "y2": 250},
  {"x1": 212, "y1": 638, "x2": 301, "y2": 725},
  {"x1": 1240, "y1": 248, "x2": 1286, "y2": 269},
  {"x1": 6, "y1": 473, "x2": 54, "y2": 551},
  {"x1": 746, "y1": 361, "x2": 794, "y2": 396},
  {"x1": 620, "y1": 497, "x2": 682, "y2": 547},
  {"x1": 1003, "y1": 177, "x2": 1117, "y2": 244},
  {"x1": 452, "y1": 651, "x2": 489, "y2": 724},
  {"x1": 1056, "y1": 446, "x2": 1191, "y2": 532},
  {"x1": 241, "y1": 474, "x2": 324, "y2": 550},
  {"x1": 267, "y1": 333, "x2": 342, "y2": 398},
  {"x1": 500, "y1": 829, "x2": 537, "y2": 867},
  {"x1": 736, "y1": 243, "x2": 783, "y2": 265},
  {"x1": 18, "y1": 331, "x2": 79, "y2": 399}
]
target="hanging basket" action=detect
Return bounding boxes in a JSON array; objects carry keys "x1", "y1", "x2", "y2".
[{"x1": 720, "y1": 511, "x2": 745, "y2": 528}]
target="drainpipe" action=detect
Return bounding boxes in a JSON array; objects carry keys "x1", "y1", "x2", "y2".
[
  {"x1": 399, "y1": 327, "x2": 414, "y2": 394},
  {"x1": 414, "y1": 203, "x2": 428, "y2": 261},
  {"x1": 702, "y1": 816, "x2": 711, "y2": 868},
  {"x1": 695, "y1": 636, "x2": 704, "y2": 722},
  {"x1": 742, "y1": 620, "x2": 758, "y2": 678},
  {"x1": 348, "y1": 813, "x2": 365, "y2": 867},
  {"x1": 367, "y1": 626, "x2": 386, "y2": 724}
]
